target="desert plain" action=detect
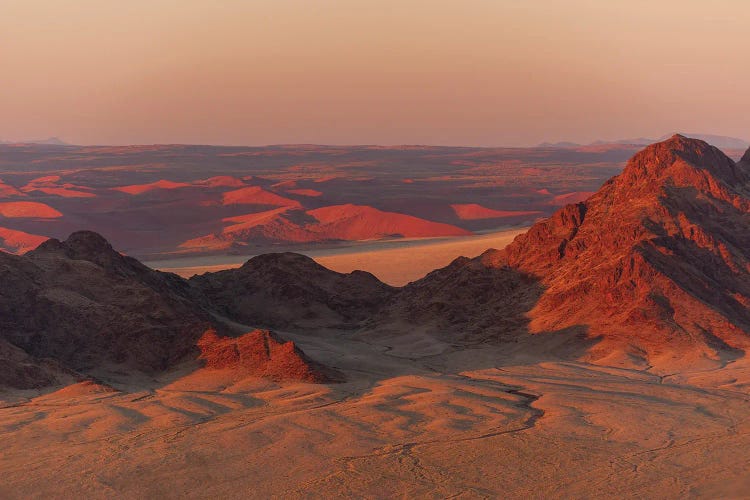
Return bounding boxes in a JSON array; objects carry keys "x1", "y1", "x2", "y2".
[{"x1": 2, "y1": 303, "x2": 750, "y2": 498}]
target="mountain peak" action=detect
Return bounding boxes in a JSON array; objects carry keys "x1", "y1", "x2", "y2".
[
  {"x1": 616, "y1": 134, "x2": 747, "y2": 191},
  {"x1": 396, "y1": 135, "x2": 750, "y2": 371},
  {"x1": 62, "y1": 230, "x2": 115, "y2": 255},
  {"x1": 33, "y1": 231, "x2": 115, "y2": 259},
  {"x1": 28, "y1": 231, "x2": 142, "y2": 274}
]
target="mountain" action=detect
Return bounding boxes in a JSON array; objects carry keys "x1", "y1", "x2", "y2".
[
  {"x1": 658, "y1": 133, "x2": 749, "y2": 151},
  {"x1": 190, "y1": 252, "x2": 396, "y2": 330},
  {"x1": 0, "y1": 137, "x2": 69, "y2": 146},
  {"x1": 375, "y1": 136, "x2": 750, "y2": 371},
  {"x1": 538, "y1": 141, "x2": 582, "y2": 148},
  {"x1": 591, "y1": 137, "x2": 654, "y2": 146},
  {"x1": 551, "y1": 133, "x2": 748, "y2": 151},
  {"x1": 0, "y1": 231, "x2": 332, "y2": 388},
  {"x1": 605, "y1": 133, "x2": 749, "y2": 150},
  {"x1": 29, "y1": 137, "x2": 69, "y2": 146}
]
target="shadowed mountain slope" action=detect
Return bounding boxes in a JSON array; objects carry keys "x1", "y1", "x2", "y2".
[{"x1": 0, "y1": 232, "x2": 333, "y2": 388}]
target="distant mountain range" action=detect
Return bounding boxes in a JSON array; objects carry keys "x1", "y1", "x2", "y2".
[
  {"x1": 3, "y1": 134, "x2": 745, "y2": 150},
  {"x1": 2, "y1": 133, "x2": 747, "y2": 150},
  {"x1": 0, "y1": 137, "x2": 69, "y2": 146},
  {"x1": 540, "y1": 133, "x2": 749, "y2": 150}
]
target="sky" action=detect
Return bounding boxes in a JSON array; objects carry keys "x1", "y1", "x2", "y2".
[{"x1": 1, "y1": 0, "x2": 748, "y2": 146}]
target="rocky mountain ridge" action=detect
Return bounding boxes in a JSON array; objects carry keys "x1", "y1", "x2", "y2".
[{"x1": 378, "y1": 136, "x2": 750, "y2": 371}]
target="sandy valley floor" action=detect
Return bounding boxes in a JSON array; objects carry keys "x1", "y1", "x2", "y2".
[{"x1": 3, "y1": 325, "x2": 750, "y2": 499}]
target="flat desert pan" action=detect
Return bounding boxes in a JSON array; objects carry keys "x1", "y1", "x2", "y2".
[{"x1": 155, "y1": 228, "x2": 528, "y2": 286}]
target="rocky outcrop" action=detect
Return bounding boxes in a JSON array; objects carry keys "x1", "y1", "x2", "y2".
[{"x1": 197, "y1": 329, "x2": 332, "y2": 382}]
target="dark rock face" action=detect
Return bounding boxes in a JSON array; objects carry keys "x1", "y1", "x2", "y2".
[
  {"x1": 0, "y1": 233, "x2": 342, "y2": 389},
  {"x1": 190, "y1": 252, "x2": 396, "y2": 330},
  {"x1": 3, "y1": 231, "x2": 215, "y2": 374},
  {"x1": 371, "y1": 257, "x2": 542, "y2": 343}
]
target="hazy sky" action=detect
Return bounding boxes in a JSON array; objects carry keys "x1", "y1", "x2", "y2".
[{"x1": 2, "y1": 0, "x2": 748, "y2": 146}]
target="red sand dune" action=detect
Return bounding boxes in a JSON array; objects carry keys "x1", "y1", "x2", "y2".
[
  {"x1": 0, "y1": 227, "x2": 48, "y2": 254},
  {"x1": 21, "y1": 176, "x2": 96, "y2": 198},
  {"x1": 271, "y1": 180, "x2": 298, "y2": 189},
  {"x1": 0, "y1": 201, "x2": 63, "y2": 218},
  {"x1": 548, "y1": 191, "x2": 595, "y2": 205},
  {"x1": 0, "y1": 180, "x2": 24, "y2": 198},
  {"x1": 222, "y1": 207, "x2": 291, "y2": 228},
  {"x1": 221, "y1": 186, "x2": 302, "y2": 207},
  {"x1": 313, "y1": 175, "x2": 339, "y2": 183},
  {"x1": 113, "y1": 179, "x2": 192, "y2": 195},
  {"x1": 308, "y1": 204, "x2": 472, "y2": 239},
  {"x1": 180, "y1": 208, "x2": 307, "y2": 248},
  {"x1": 26, "y1": 187, "x2": 96, "y2": 198},
  {"x1": 181, "y1": 204, "x2": 471, "y2": 250},
  {"x1": 287, "y1": 188, "x2": 323, "y2": 197},
  {"x1": 193, "y1": 176, "x2": 246, "y2": 188},
  {"x1": 26, "y1": 175, "x2": 61, "y2": 184},
  {"x1": 450, "y1": 203, "x2": 541, "y2": 220}
]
